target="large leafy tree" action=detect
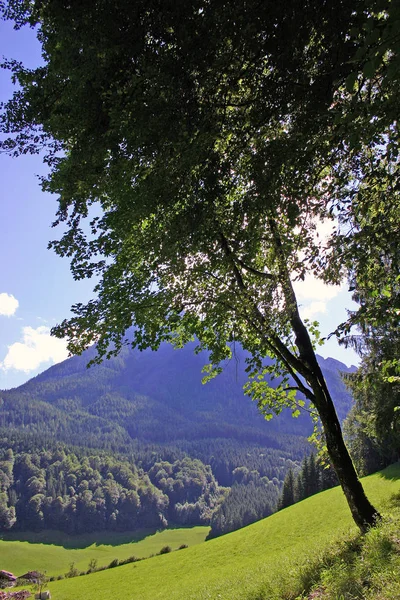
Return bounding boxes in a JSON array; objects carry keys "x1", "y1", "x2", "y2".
[{"x1": 1, "y1": 0, "x2": 398, "y2": 530}]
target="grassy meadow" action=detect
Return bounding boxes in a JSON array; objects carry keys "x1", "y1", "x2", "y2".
[
  {"x1": 5, "y1": 464, "x2": 400, "y2": 600},
  {"x1": 0, "y1": 526, "x2": 209, "y2": 577}
]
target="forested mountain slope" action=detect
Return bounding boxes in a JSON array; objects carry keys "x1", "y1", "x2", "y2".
[
  {"x1": 0, "y1": 343, "x2": 355, "y2": 451},
  {"x1": 0, "y1": 345, "x2": 355, "y2": 536}
]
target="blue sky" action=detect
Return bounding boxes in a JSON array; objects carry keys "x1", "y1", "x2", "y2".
[{"x1": 0, "y1": 19, "x2": 360, "y2": 390}]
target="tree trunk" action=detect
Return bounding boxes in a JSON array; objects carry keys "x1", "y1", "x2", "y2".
[
  {"x1": 291, "y1": 314, "x2": 380, "y2": 532},
  {"x1": 234, "y1": 218, "x2": 379, "y2": 531}
]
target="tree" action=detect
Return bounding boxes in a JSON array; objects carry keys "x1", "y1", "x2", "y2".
[
  {"x1": 278, "y1": 452, "x2": 338, "y2": 509},
  {"x1": 278, "y1": 470, "x2": 295, "y2": 511},
  {"x1": 2, "y1": 0, "x2": 397, "y2": 530},
  {"x1": 325, "y1": 0, "x2": 400, "y2": 342},
  {"x1": 33, "y1": 572, "x2": 48, "y2": 598},
  {"x1": 344, "y1": 327, "x2": 400, "y2": 476}
]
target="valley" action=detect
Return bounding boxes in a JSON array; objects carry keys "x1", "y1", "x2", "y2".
[
  {"x1": 0, "y1": 344, "x2": 353, "y2": 540},
  {"x1": 0, "y1": 1, "x2": 398, "y2": 597},
  {"x1": 1, "y1": 343, "x2": 387, "y2": 600},
  {"x1": 1, "y1": 464, "x2": 400, "y2": 600}
]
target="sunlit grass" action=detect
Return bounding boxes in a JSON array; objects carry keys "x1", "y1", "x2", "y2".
[
  {"x1": 6, "y1": 464, "x2": 400, "y2": 600},
  {"x1": 41, "y1": 464, "x2": 400, "y2": 600}
]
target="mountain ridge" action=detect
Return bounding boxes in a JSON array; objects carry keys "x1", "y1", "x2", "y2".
[{"x1": 0, "y1": 342, "x2": 355, "y2": 449}]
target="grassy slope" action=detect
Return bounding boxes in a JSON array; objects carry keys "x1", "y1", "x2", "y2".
[
  {"x1": 0, "y1": 526, "x2": 209, "y2": 577},
  {"x1": 40, "y1": 464, "x2": 400, "y2": 600}
]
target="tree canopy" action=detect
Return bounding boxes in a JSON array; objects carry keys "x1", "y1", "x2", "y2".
[{"x1": 1, "y1": 0, "x2": 399, "y2": 530}]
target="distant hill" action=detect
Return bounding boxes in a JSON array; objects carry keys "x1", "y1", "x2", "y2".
[{"x1": 0, "y1": 342, "x2": 355, "y2": 453}]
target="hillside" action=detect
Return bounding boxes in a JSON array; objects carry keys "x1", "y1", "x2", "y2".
[
  {"x1": 6, "y1": 463, "x2": 400, "y2": 600},
  {"x1": 0, "y1": 342, "x2": 355, "y2": 452}
]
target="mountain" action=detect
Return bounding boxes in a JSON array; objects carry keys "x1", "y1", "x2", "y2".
[
  {"x1": 0, "y1": 342, "x2": 355, "y2": 453},
  {"x1": 0, "y1": 344, "x2": 356, "y2": 535}
]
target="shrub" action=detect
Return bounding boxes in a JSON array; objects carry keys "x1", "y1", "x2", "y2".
[
  {"x1": 178, "y1": 544, "x2": 188, "y2": 550},
  {"x1": 65, "y1": 562, "x2": 79, "y2": 578},
  {"x1": 108, "y1": 559, "x2": 119, "y2": 569},
  {"x1": 159, "y1": 545, "x2": 172, "y2": 555},
  {"x1": 87, "y1": 559, "x2": 98, "y2": 573},
  {"x1": 121, "y1": 555, "x2": 140, "y2": 565}
]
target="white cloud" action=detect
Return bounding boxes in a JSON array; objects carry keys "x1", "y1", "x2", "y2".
[
  {"x1": 294, "y1": 275, "x2": 341, "y2": 302},
  {"x1": 301, "y1": 301, "x2": 327, "y2": 320},
  {"x1": 293, "y1": 275, "x2": 343, "y2": 320},
  {"x1": 0, "y1": 326, "x2": 68, "y2": 373},
  {"x1": 0, "y1": 293, "x2": 19, "y2": 317}
]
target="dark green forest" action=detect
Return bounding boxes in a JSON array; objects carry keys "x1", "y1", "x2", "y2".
[
  {"x1": 0, "y1": 437, "x2": 292, "y2": 536},
  {"x1": 0, "y1": 444, "x2": 225, "y2": 534},
  {"x1": 277, "y1": 453, "x2": 339, "y2": 512}
]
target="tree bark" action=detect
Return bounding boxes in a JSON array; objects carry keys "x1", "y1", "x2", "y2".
[
  {"x1": 290, "y1": 312, "x2": 380, "y2": 532},
  {"x1": 266, "y1": 217, "x2": 380, "y2": 531},
  {"x1": 224, "y1": 217, "x2": 380, "y2": 531}
]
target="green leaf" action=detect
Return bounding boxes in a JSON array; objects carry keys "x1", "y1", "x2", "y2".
[
  {"x1": 345, "y1": 72, "x2": 358, "y2": 92},
  {"x1": 362, "y1": 59, "x2": 377, "y2": 79}
]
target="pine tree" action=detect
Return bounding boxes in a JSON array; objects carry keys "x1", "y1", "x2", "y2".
[
  {"x1": 278, "y1": 470, "x2": 295, "y2": 510},
  {"x1": 308, "y1": 453, "x2": 319, "y2": 497}
]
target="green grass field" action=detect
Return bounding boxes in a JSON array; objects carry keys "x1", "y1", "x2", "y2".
[
  {"x1": 46, "y1": 464, "x2": 400, "y2": 600},
  {"x1": 0, "y1": 526, "x2": 209, "y2": 577},
  {"x1": 5, "y1": 464, "x2": 400, "y2": 600}
]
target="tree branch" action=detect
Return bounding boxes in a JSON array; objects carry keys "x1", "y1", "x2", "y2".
[{"x1": 234, "y1": 257, "x2": 274, "y2": 279}]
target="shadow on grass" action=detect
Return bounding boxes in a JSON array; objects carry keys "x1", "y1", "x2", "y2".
[
  {"x1": 377, "y1": 462, "x2": 400, "y2": 481},
  {"x1": 0, "y1": 527, "x2": 160, "y2": 549},
  {"x1": 0, "y1": 525, "x2": 203, "y2": 549}
]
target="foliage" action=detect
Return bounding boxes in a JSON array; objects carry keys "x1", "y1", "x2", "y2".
[
  {"x1": 336, "y1": 217, "x2": 400, "y2": 477},
  {"x1": 0, "y1": 446, "x2": 224, "y2": 534},
  {"x1": 207, "y1": 475, "x2": 279, "y2": 538},
  {"x1": 65, "y1": 563, "x2": 79, "y2": 578},
  {"x1": 32, "y1": 571, "x2": 47, "y2": 597},
  {"x1": 0, "y1": 0, "x2": 379, "y2": 362},
  {"x1": 325, "y1": 1, "x2": 400, "y2": 339},
  {"x1": 0, "y1": 434, "x2": 301, "y2": 538},
  {"x1": 149, "y1": 457, "x2": 222, "y2": 524},
  {"x1": 87, "y1": 559, "x2": 97, "y2": 573},
  {"x1": 343, "y1": 328, "x2": 400, "y2": 476},
  {"x1": 2, "y1": 0, "x2": 397, "y2": 528},
  {"x1": 277, "y1": 468, "x2": 296, "y2": 511}
]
